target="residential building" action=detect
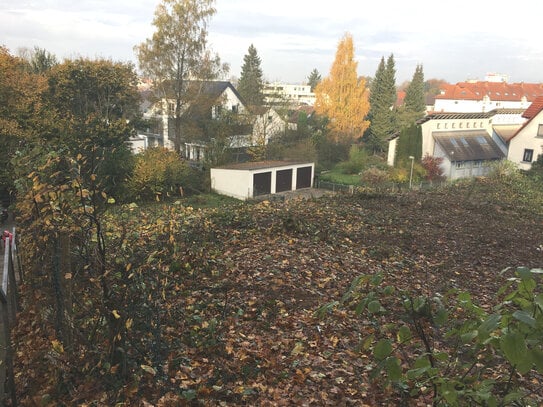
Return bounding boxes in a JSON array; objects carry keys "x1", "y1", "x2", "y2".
[
  {"x1": 134, "y1": 81, "x2": 251, "y2": 159},
  {"x1": 263, "y1": 83, "x2": 316, "y2": 106},
  {"x1": 433, "y1": 81, "x2": 543, "y2": 113},
  {"x1": 251, "y1": 107, "x2": 296, "y2": 146},
  {"x1": 506, "y1": 96, "x2": 543, "y2": 170},
  {"x1": 416, "y1": 109, "x2": 526, "y2": 179}
]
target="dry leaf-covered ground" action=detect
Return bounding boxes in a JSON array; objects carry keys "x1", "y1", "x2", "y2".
[{"x1": 14, "y1": 178, "x2": 543, "y2": 405}]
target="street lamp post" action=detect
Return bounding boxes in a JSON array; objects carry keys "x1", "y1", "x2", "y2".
[
  {"x1": 409, "y1": 156, "x2": 414, "y2": 189},
  {"x1": 449, "y1": 151, "x2": 454, "y2": 181}
]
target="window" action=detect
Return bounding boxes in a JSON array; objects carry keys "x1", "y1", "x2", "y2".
[
  {"x1": 476, "y1": 136, "x2": 488, "y2": 144},
  {"x1": 538, "y1": 124, "x2": 543, "y2": 137},
  {"x1": 214, "y1": 105, "x2": 222, "y2": 117},
  {"x1": 459, "y1": 122, "x2": 463, "y2": 128},
  {"x1": 523, "y1": 149, "x2": 534, "y2": 162},
  {"x1": 452, "y1": 123, "x2": 456, "y2": 129}
]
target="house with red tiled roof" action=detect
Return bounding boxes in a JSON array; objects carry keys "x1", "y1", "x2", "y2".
[
  {"x1": 506, "y1": 96, "x2": 543, "y2": 170},
  {"x1": 390, "y1": 89, "x2": 543, "y2": 178},
  {"x1": 433, "y1": 81, "x2": 543, "y2": 113}
]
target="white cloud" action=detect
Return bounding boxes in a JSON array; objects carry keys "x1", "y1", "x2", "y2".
[{"x1": 1, "y1": 0, "x2": 543, "y2": 83}]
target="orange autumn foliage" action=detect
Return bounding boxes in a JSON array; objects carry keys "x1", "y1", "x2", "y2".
[{"x1": 314, "y1": 33, "x2": 370, "y2": 144}]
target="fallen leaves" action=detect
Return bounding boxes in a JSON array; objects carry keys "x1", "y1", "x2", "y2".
[{"x1": 13, "y1": 180, "x2": 543, "y2": 405}]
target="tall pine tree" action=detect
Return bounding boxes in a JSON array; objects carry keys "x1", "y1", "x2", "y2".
[
  {"x1": 307, "y1": 68, "x2": 321, "y2": 92},
  {"x1": 404, "y1": 64, "x2": 426, "y2": 114},
  {"x1": 237, "y1": 44, "x2": 264, "y2": 107},
  {"x1": 366, "y1": 54, "x2": 397, "y2": 153},
  {"x1": 399, "y1": 64, "x2": 426, "y2": 127}
]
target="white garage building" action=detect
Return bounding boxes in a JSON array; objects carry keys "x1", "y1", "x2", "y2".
[{"x1": 210, "y1": 161, "x2": 315, "y2": 200}]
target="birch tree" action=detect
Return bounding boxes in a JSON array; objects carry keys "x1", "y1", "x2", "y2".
[
  {"x1": 135, "y1": 0, "x2": 227, "y2": 153},
  {"x1": 314, "y1": 33, "x2": 370, "y2": 144}
]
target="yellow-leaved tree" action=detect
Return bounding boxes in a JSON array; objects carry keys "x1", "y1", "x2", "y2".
[{"x1": 314, "y1": 33, "x2": 370, "y2": 144}]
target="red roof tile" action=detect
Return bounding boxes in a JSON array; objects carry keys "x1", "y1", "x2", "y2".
[
  {"x1": 435, "y1": 81, "x2": 543, "y2": 102},
  {"x1": 522, "y1": 96, "x2": 543, "y2": 119}
]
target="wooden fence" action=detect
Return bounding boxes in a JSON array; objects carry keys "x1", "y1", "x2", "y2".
[{"x1": 1, "y1": 227, "x2": 20, "y2": 406}]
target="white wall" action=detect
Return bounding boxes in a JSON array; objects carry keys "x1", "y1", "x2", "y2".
[
  {"x1": 387, "y1": 138, "x2": 397, "y2": 166},
  {"x1": 252, "y1": 109, "x2": 288, "y2": 144},
  {"x1": 508, "y1": 114, "x2": 543, "y2": 170},
  {"x1": 211, "y1": 163, "x2": 315, "y2": 200},
  {"x1": 434, "y1": 98, "x2": 531, "y2": 113},
  {"x1": 210, "y1": 168, "x2": 253, "y2": 200},
  {"x1": 421, "y1": 117, "x2": 493, "y2": 158},
  {"x1": 264, "y1": 83, "x2": 316, "y2": 106}
]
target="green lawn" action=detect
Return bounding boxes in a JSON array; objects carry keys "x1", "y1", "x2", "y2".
[{"x1": 318, "y1": 169, "x2": 361, "y2": 185}]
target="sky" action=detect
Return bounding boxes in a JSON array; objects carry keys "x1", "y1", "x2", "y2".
[{"x1": 2, "y1": 0, "x2": 543, "y2": 85}]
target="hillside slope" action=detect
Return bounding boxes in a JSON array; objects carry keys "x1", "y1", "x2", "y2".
[{"x1": 14, "y1": 177, "x2": 543, "y2": 406}]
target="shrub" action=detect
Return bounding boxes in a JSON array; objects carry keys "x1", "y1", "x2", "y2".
[
  {"x1": 332, "y1": 267, "x2": 543, "y2": 406},
  {"x1": 360, "y1": 167, "x2": 390, "y2": 186},
  {"x1": 129, "y1": 147, "x2": 194, "y2": 201},
  {"x1": 338, "y1": 145, "x2": 369, "y2": 174},
  {"x1": 421, "y1": 154, "x2": 445, "y2": 182},
  {"x1": 526, "y1": 154, "x2": 543, "y2": 181},
  {"x1": 488, "y1": 159, "x2": 521, "y2": 180}
]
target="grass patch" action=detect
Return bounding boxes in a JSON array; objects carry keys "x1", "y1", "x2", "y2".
[
  {"x1": 177, "y1": 192, "x2": 241, "y2": 209},
  {"x1": 319, "y1": 169, "x2": 361, "y2": 185}
]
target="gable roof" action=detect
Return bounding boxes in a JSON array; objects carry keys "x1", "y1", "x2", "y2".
[
  {"x1": 433, "y1": 130, "x2": 505, "y2": 161},
  {"x1": 508, "y1": 97, "x2": 543, "y2": 141},
  {"x1": 143, "y1": 80, "x2": 247, "y2": 107},
  {"x1": 436, "y1": 81, "x2": 543, "y2": 102},
  {"x1": 197, "y1": 81, "x2": 246, "y2": 106},
  {"x1": 522, "y1": 95, "x2": 543, "y2": 119}
]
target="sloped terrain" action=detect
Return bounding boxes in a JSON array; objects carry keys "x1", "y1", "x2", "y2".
[{"x1": 14, "y1": 177, "x2": 543, "y2": 406}]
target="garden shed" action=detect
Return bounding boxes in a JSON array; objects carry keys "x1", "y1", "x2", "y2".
[{"x1": 210, "y1": 161, "x2": 315, "y2": 200}]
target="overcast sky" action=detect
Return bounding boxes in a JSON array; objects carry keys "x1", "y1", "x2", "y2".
[{"x1": 2, "y1": 0, "x2": 543, "y2": 85}]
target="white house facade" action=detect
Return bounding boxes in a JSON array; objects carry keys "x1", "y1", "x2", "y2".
[
  {"x1": 417, "y1": 110, "x2": 528, "y2": 179},
  {"x1": 135, "y1": 81, "x2": 250, "y2": 154},
  {"x1": 263, "y1": 83, "x2": 316, "y2": 106},
  {"x1": 507, "y1": 97, "x2": 543, "y2": 170}
]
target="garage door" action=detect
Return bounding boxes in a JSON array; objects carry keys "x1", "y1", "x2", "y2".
[
  {"x1": 253, "y1": 172, "x2": 272, "y2": 196},
  {"x1": 276, "y1": 169, "x2": 293, "y2": 192},
  {"x1": 296, "y1": 166, "x2": 312, "y2": 189}
]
